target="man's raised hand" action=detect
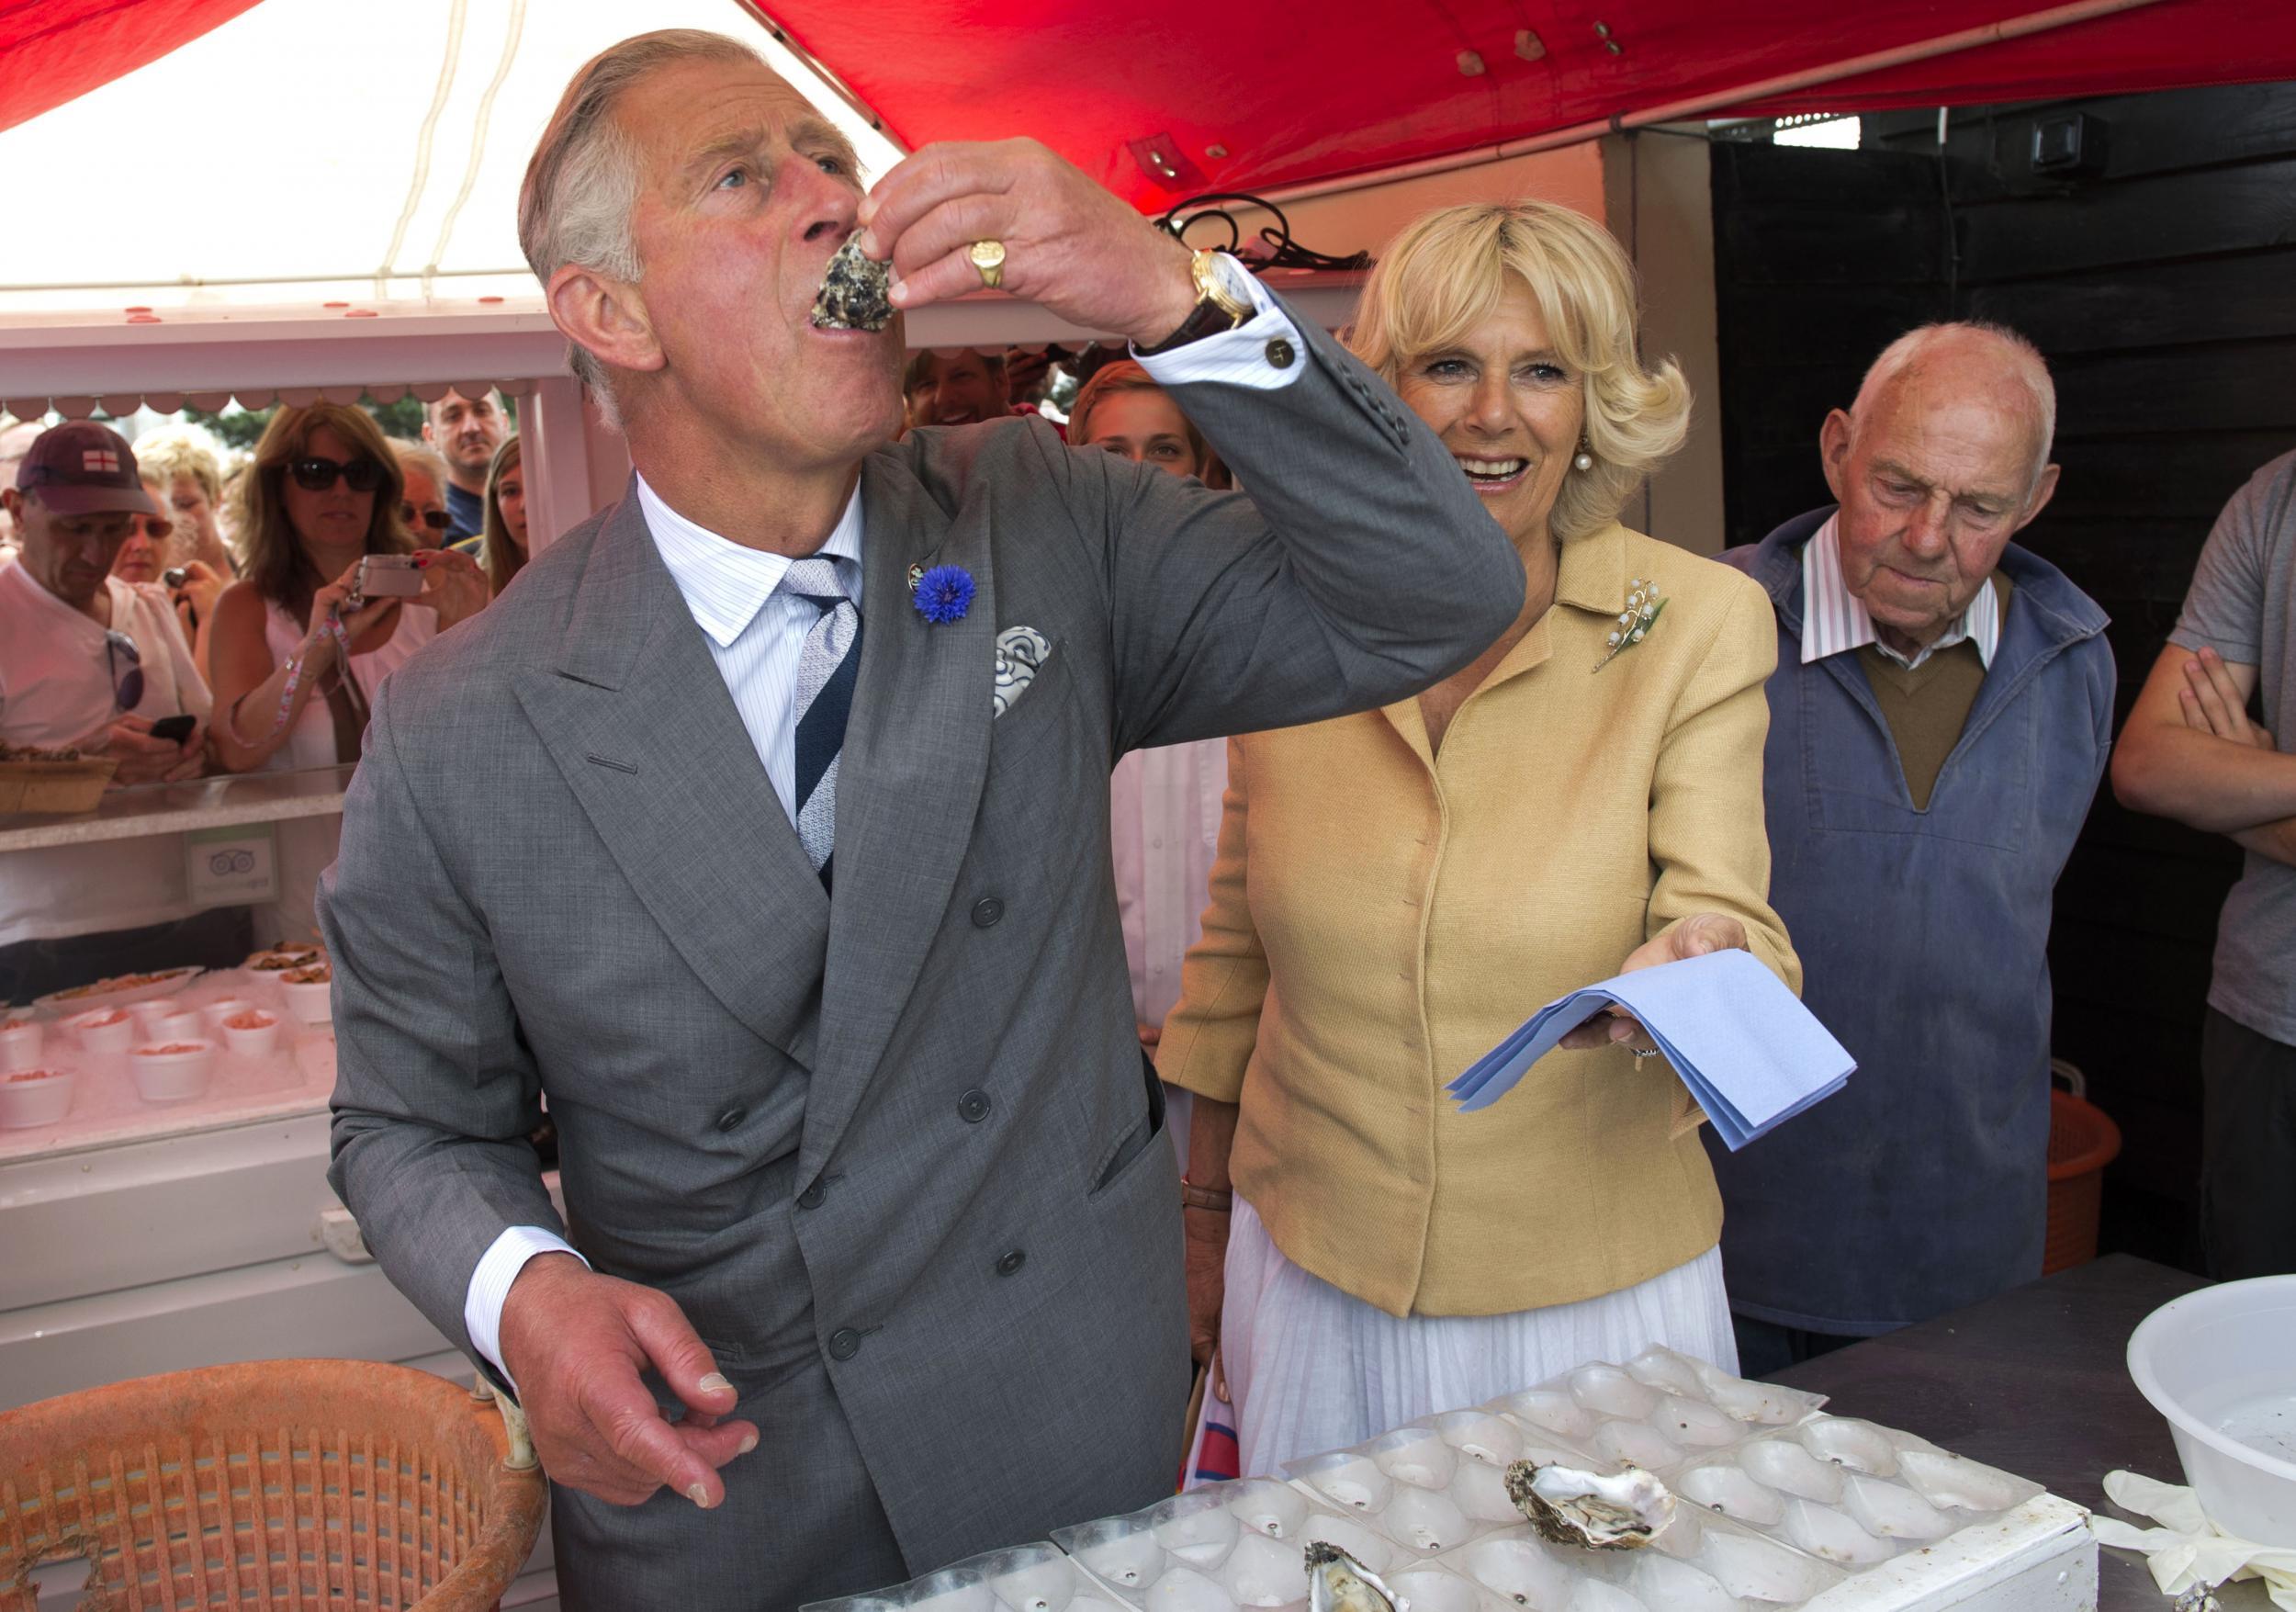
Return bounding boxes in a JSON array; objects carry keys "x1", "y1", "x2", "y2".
[{"x1": 856, "y1": 140, "x2": 1199, "y2": 349}]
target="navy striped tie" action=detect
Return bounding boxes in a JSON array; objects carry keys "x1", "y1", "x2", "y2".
[{"x1": 783, "y1": 557, "x2": 860, "y2": 889}]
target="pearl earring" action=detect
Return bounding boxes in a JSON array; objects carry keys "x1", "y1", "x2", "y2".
[{"x1": 1572, "y1": 439, "x2": 1594, "y2": 473}]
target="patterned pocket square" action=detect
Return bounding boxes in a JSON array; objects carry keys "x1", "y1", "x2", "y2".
[{"x1": 993, "y1": 626, "x2": 1052, "y2": 718}]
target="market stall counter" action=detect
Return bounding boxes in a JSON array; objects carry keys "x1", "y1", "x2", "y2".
[{"x1": 1773, "y1": 1253, "x2": 2269, "y2": 1610}]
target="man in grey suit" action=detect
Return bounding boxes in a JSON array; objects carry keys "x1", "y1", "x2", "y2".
[{"x1": 323, "y1": 28, "x2": 1522, "y2": 1608}]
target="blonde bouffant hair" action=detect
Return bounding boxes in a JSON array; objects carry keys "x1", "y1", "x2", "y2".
[{"x1": 1349, "y1": 200, "x2": 1691, "y2": 544}]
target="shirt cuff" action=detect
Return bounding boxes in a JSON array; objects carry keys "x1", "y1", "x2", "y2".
[
  {"x1": 1132, "y1": 269, "x2": 1305, "y2": 392},
  {"x1": 465, "y1": 1224, "x2": 587, "y2": 1390}
]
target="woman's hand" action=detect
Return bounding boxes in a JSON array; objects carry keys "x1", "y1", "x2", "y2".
[
  {"x1": 415, "y1": 547, "x2": 490, "y2": 629},
  {"x1": 307, "y1": 557, "x2": 395, "y2": 659},
  {"x1": 170, "y1": 559, "x2": 228, "y2": 625},
  {"x1": 1183, "y1": 1204, "x2": 1230, "y2": 1392},
  {"x1": 1559, "y1": 912, "x2": 1750, "y2": 1053}
]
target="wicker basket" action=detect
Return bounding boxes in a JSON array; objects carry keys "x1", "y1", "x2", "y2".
[
  {"x1": 0, "y1": 758, "x2": 118, "y2": 815},
  {"x1": 0, "y1": 1360, "x2": 546, "y2": 1612}
]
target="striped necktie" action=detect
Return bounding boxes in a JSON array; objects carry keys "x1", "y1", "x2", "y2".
[{"x1": 782, "y1": 557, "x2": 861, "y2": 889}]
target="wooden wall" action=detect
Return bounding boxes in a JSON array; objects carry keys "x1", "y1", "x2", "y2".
[{"x1": 1710, "y1": 82, "x2": 2296, "y2": 1266}]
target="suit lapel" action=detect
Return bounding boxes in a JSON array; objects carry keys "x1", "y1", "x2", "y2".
[
  {"x1": 800, "y1": 452, "x2": 994, "y2": 1178},
  {"x1": 512, "y1": 484, "x2": 829, "y2": 1062}
]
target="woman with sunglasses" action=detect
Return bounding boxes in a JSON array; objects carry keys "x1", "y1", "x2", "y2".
[
  {"x1": 390, "y1": 439, "x2": 456, "y2": 547},
  {"x1": 206, "y1": 403, "x2": 486, "y2": 940}
]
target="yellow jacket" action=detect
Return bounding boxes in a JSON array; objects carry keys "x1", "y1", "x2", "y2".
[{"x1": 1158, "y1": 523, "x2": 1799, "y2": 1317}]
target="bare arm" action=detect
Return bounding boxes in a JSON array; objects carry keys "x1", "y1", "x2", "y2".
[{"x1": 2112, "y1": 646, "x2": 2296, "y2": 833}]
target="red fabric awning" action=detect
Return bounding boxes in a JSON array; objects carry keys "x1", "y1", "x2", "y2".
[{"x1": 6, "y1": 0, "x2": 2293, "y2": 202}]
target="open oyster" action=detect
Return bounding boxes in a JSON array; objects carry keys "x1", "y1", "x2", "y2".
[
  {"x1": 1304, "y1": 1542, "x2": 1400, "y2": 1612},
  {"x1": 1504, "y1": 1460, "x2": 1676, "y2": 1550},
  {"x1": 811, "y1": 236, "x2": 895, "y2": 331}
]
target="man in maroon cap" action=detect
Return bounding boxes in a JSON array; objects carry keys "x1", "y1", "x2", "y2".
[{"x1": 0, "y1": 421, "x2": 237, "y2": 1001}]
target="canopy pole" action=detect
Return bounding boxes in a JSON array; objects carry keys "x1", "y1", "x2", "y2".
[{"x1": 1251, "y1": 0, "x2": 2169, "y2": 206}]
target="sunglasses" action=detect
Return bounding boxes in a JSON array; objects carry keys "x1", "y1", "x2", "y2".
[
  {"x1": 288, "y1": 455, "x2": 388, "y2": 494},
  {"x1": 400, "y1": 502, "x2": 451, "y2": 534},
  {"x1": 104, "y1": 629, "x2": 144, "y2": 712}
]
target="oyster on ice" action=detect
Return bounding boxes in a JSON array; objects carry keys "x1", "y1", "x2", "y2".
[
  {"x1": 1304, "y1": 1543, "x2": 1400, "y2": 1612},
  {"x1": 811, "y1": 236, "x2": 895, "y2": 331},
  {"x1": 1503, "y1": 1460, "x2": 1676, "y2": 1550}
]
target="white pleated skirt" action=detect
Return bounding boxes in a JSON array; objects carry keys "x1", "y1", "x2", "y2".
[{"x1": 1213, "y1": 1195, "x2": 1738, "y2": 1480}]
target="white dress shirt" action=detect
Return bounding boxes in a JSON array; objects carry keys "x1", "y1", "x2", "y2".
[
  {"x1": 462, "y1": 271, "x2": 1303, "y2": 1382},
  {"x1": 1799, "y1": 512, "x2": 2001, "y2": 671},
  {"x1": 1110, "y1": 739, "x2": 1227, "y2": 1030}
]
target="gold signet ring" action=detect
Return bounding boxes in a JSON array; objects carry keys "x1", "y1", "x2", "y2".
[{"x1": 968, "y1": 239, "x2": 1007, "y2": 290}]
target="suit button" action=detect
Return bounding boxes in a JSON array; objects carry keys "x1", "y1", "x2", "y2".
[
  {"x1": 1265, "y1": 337, "x2": 1296, "y2": 369},
  {"x1": 971, "y1": 896, "x2": 1005, "y2": 929},
  {"x1": 957, "y1": 1088, "x2": 992, "y2": 1123},
  {"x1": 996, "y1": 1248, "x2": 1027, "y2": 1277},
  {"x1": 827, "y1": 1327, "x2": 862, "y2": 1361},
  {"x1": 796, "y1": 1182, "x2": 826, "y2": 1210},
  {"x1": 715, "y1": 1105, "x2": 747, "y2": 1133}
]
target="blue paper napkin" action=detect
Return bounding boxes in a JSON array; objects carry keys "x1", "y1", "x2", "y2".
[{"x1": 1445, "y1": 948, "x2": 1854, "y2": 1150}]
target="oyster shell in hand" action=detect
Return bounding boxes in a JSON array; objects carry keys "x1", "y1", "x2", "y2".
[
  {"x1": 1504, "y1": 1460, "x2": 1676, "y2": 1550},
  {"x1": 810, "y1": 236, "x2": 895, "y2": 332},
  {"x1": 1305, "y1": 1542, "x2": 1400, "y2": 1612}
]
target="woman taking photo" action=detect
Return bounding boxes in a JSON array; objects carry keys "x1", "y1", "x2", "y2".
[
  {"x1": 1161, "y1": 200, "x2": 1799, "y2": 1473},
  {"x1": 207, "y1": 402, "x2": 485, "y2": 939}
]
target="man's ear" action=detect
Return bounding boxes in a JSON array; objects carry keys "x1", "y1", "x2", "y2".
[
  {"x1": 2016, "y1": 462, "x2": 2062, "y2": 533},
  {"x1": 548, "y1": 264, "x2": 664, "y2": 379},
  {"x1": 1818, "y1": 409, "x2": 1854, "y2": 504},
  {"x1": 0, "y1": 488, "x2": 19, "y2": 522}
]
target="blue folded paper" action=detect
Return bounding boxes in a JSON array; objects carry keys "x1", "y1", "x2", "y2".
[{"x1": 1445, "y1": 948, "x2": 1854, "y2": 1150}]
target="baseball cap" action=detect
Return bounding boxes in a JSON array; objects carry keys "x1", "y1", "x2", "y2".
[{"x1": 14, "y1": 422, "x2": 158, "y2": 516}]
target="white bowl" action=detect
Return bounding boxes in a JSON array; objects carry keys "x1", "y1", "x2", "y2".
[
  {"x1": 153, "y1": 1009, "x2": 208, "y2": 1043},
  {"x1": 68, "y1": 1009, "x2": 136, "y2": 1054},
  {"x1": 129, "y1": 1039, "x2": 216, "y2": 1102},
  {"x1": 281, "y1": 975, "x2": 332, "y2": 1024},
  {"x1": 219, "y1": 1009, "x2": 282, "y2": 1059},
  {"x1": 0, "y1": 1067, "x2": 73, "y2": 1128},
  {"x1": 2129, "y1": 1275, "x2": 2296, "y2": 1547},
  {"x1": 130, "y1": 997, "x2": 183, "y2": 1036},
  {"x1": 200, "y1": 997, "x2": 256, "y2": 1030},
  {"x1": 0, "y1": 1017, "x2": 42, "y2": 1067}
]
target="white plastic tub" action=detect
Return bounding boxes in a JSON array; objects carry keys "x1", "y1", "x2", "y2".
[
  {"x1": 0, "y1": 1015, "x2": 43, "y2": 1068},
  {"x1": 129, "y1": 1040, "x2": 217, "y2": 1103},
  {"x1": 0, "y1": 1067, "x2": 73, "y2": 1128},
  {"x1": 2128, "y1": 1274, "x2": 2296, "y2": 1547}
]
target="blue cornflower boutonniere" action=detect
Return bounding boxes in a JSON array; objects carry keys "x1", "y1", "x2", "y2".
[
  {"x1": 911, "y1": 563, "x2": 975, "y2": 625},
  {"x1": 1593, "y1": 577, "x2": 1665, "y2": 671}
]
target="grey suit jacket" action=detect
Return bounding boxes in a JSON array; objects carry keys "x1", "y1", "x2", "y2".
[{"x1": 323, "y1": 300, "x2": 1522, "y2": 1589}]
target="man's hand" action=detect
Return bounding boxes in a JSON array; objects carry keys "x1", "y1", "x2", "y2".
[
  {"x1": 1182, "y1": 1204, "x2": 1229, "y2": 1395},
  {"x1": 101, "y1": 713, "x2": 205, "y2": 786},
  {"x1": 497, "y1": 1253, "x2": 758, "y2": 1508},
  {"x1": 1559, "y1": 912, "x2": 1750, "y2": 1053},
  {"x1": 2181, "y1": 647, "x2": 2277, "y2": 750},
  {"x1": 856, "y1": 140, "x2": 1198, "y2": 347}
]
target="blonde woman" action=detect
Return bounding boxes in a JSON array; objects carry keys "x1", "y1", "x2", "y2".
[
  {"x1": 207, "y1": 403, "x2": 485, "y2": 941},
  {"x1": 1161, "y1": 201, "x2": 1800, "y2": 1472},
  {"x1": 478, "y1": 434, "x2": 529, "y2": 595}
]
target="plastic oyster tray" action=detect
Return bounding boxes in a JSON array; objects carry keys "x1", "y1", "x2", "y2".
[
  {"x1": 803, "y1": 1542, "x2": 1124, "y2": 1612},
  {"x1": 805, "y1": 1347, "x2": 2097, "y2": 1612}
]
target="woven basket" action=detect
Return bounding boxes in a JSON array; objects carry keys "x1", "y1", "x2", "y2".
[{"x1": 0, "y1": 1360, "x2": 546, "y2": 1612}]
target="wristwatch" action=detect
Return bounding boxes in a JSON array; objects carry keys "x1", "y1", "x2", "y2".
[{"x1": 1137, "y1": 248, "x2": 1256, "y2": 355}]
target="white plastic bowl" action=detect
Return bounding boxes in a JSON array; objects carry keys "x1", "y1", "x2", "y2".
[
  {"x1": 130, "y1": 997, "x2": 183, "y2": 1036},
  {"x1": 219, "y1": 1009, "x2": 282, "y2": 1059},
  {"x1": 69, "y1": 1009, "x2": 136, "y2": 1055},
  {"x1": 2129, "y1": 1274, "x2": 2296, "y2": 1546},
  {"x1": 281, "y1": 975, "x2": 332, "y2": 1024},
  {"x1": 200, "y1": 997, "x2": 256, "y2": 1030},
  {"x1": 0, "y1": 1067, "x2": 73, "y2": 1128},
  {"x1": 0, "y1": 1017, "x2": 42, "y2": 1067},
  {"x1": 129, "y1": 1039, "x2": 216, "y2": 1102}
]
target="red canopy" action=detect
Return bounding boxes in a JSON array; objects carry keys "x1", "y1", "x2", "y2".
[{"x1": 6, "y1": 0, "x2": 2294, "y2": 203}]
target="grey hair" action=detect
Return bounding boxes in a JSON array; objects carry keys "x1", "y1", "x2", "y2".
[
  {"x1": 1851, "y1": 321, "x2": 2057, "y2": 493},
  {"x1": 519, "y1": 29, "x2": 767, "y2": 424}
]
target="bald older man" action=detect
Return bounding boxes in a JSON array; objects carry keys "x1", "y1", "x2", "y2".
[{"x1": 1709, "y1": 323, "x2": 2115, "y2": 1371}]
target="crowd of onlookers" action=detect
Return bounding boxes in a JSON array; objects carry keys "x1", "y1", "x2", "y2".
[{"x1": 0, "y1": 199, "x2": 2287, "y2": 1400}]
